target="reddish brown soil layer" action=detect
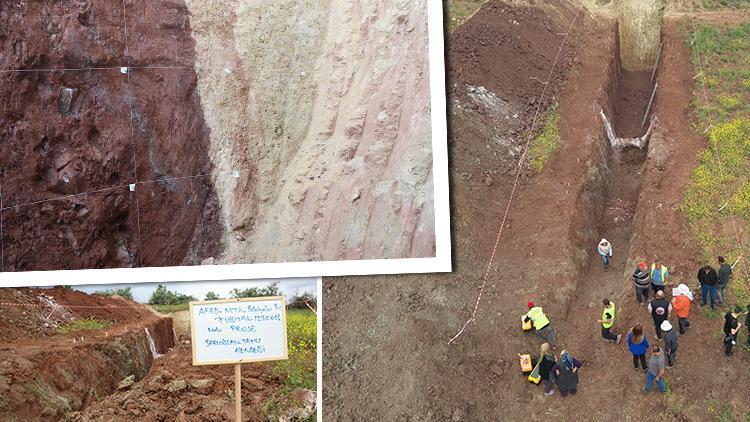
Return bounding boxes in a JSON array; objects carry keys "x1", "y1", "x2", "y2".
[
  {"x1": 0, "y1": 0, "x2": 221, "y2": 271},
  {"x1": 613, "y1": 70, "x2": 654, "y2": 136},
  {"x1": 0, "y1": 288, "x2": 175, "y2": 420},
  {"x1": 66, "y1": 342, "x2": 283, "y2": 422},
  {"x1": 0, "y1": 286, "x2": 155, "y2": 340},
  {"x1": 323, "y1": 4, "x2": 750, "y2": 421}
]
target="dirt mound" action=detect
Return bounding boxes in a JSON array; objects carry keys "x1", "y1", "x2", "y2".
[
  {"x1": 0, "y1": 286, "x2": 154, "y2": 341},
  {"x1": 447, "y1": 0, "x2": 581, "y2": 179},
  {"x1": 449, "y1": 0, "x2": 579, "y2": 111},
  {"x1": 66, "y1": 342, "x2": 286, "y2": 422},
  {"x1": 0, "y1": 287, "x2": 174, "y2": 420},
  {"x1": 0, "y1": 0, "x2": 221, "y2": 271}
]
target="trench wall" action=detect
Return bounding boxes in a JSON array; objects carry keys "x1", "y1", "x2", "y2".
[
  {"x1": 565, "y1": 28, "x2": 621, "y2": 283},
  {"x1": 0, "y1": 317, "x2": 174, "y2": 421}
]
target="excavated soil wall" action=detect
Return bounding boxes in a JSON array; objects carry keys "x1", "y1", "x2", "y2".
[
  {"x1": 618, "y1": 0, "x2": 666, "y2": 70},
  {"x1": 0, "y1": 0, "x2": 221, "y2": 271},
  {"x1": 185, "y1": 0, "x2": 435, "y2": 264},
  {"x1": 0, "y1": 317, "x2": 174, "y2": 421}
]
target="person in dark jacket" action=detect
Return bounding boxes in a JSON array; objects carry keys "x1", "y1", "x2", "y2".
[
  {"x1": 627, "y1": 323, "x2": 650, "y2": 372},
  {"x1": 632, "y1": 261, "x2": 651, "y2": 305},
  {"x1": 553, "y1": 350, "x2": 582, "y2": 397},
  {"x1": 538, "y1": 343, "x2": 557, "y2": 396},
  {"x1": 746, "y1": 304, "x2": 750, "y2": 347},
  {"x1": 661, "y1": 320, "x2": 678, "y2": 368},
  {"x1": 698, "y1": 264, "x2": 719, "y2": 309},
  {"x1": 716, "y1": 256, "x2": 732, "y2": 305},
  {"x1": 724, "y1": 306, "x2": 743, "y2": 356},
  {"x1": 648, "y1": 290, "x2": 672, "y2": 339}
]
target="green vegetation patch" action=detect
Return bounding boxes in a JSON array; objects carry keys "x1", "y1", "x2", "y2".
[
  {"x1": 444, "y1": 0, "x2": 488, "y2": 33},
  {"x1": 683, "y1": 22, "x2": 750, "y2": 308},
  {"x1": 150, "y1": 303, "x2": 190, "y2": 313},
  {"x1": 690, "y1": 23, "x2": 750, "y2": 126},
  {"x1": 263, "y1": 308, "x2": 317, "y2": 420},
  {"x1": 701, "y1": 0, "x2": 750, "y2": 10},
  {"x1": 94, "y1": 287, "x2": 134, "y2": 301},
  {"x1": 58, "y1": 318, "x2": 111, "y2": 334},
  {"x1": 527, "y1": 104, "x2": 560, "y2": 173}
]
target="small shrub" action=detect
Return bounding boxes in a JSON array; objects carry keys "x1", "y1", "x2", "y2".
[
  {"x1": 717, "y1": 93, "x2": 741, "y2": 111},
  {"x1": 231, "y1": 282, "x2": 281, "y2": 299},
  {"x1": 95, "y1": 287, "x2": 134, "y2": 301},
  {"x1": 704, "y1": 77, "x2": 720, "y2": 89},
  {"x1": 204, "y1": 291, "x2": 221, "y2": 301},
  {"x1": 148, "y1": 284, "x2": 196, "y2": 306}
]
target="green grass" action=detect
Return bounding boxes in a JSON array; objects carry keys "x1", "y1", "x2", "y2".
[
  {"x1": 682, "y1": 22, "x2": 750, "y2": 307},
  {"x1": 262, "y1": 309, "x2": 317, "y2": 421},
  {"x1": 528, "y1": 104, "x2": 560, "y2": 173},
  {"x1": 58, "y1": 318, "x2": 111, "y2": 334},
  {"x1": 443, "y1": 0, "x2": 489, "y2": 32},
  {"x1": 701, "y1": 0, "x2": 750, "y2": 9},
  {"x1": 150, "y1": 303, "x2": 190, "y2": 313}
]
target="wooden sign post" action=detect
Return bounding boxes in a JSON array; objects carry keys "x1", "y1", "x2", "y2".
[{"x1": 189, "y1": 296, "x2": 289, "y2": 422}]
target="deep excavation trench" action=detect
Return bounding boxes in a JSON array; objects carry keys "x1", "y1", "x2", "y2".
[
  {"x1": 0, "y1": 316, "x2": 175, "y2": 420},
  {"x1": 565, "y1": 30, "x2": 655, "y2": 323}
]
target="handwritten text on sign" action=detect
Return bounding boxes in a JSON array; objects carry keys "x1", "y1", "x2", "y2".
[{"x1": 190, "y1": 297, "x2": 288, "y2": 365}]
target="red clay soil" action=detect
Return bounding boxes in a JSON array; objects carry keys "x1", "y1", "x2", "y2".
[
  {"x1": 323, "y1": 3, "x2": 750, "y2": 421},
  {"x1": 0, "y1": 287, "x2": 176, "y2": 420},
  {"x1": 66, "y1": 342, "x2": 284, "y2": 422},
  {"x1": 0, "y1": 0, "x2": 221, "y2": 271},
  {"x1": 613, "y1": 70, "x2": 653, "y2": 136},
  {"x1": 0, "y1": 286, "x2": 155, "y2": 341}
]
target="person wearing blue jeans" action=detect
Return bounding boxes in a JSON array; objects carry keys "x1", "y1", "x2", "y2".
[
  {"x1": 644, "y1": 345, "x2": 666, "y2": 393},
  {"x1": 598, "y1": 239, "x2": 612, "y2": 271},
  {"x1": 698, "y1": 265, "x2": 718, "y2": 309}
]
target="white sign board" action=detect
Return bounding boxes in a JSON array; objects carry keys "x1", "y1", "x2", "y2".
[{"x1": 189, "y1": 296, "x2": 288, "y2": 365}]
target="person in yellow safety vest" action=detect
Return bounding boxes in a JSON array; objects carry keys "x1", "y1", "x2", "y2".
[
  {"x1": 650, "y1": 260, "x2": 669, "y2": 293},
  {"x1": 524, "y1": 301, "x2": 557, "y2": 349},
  {"x1": 597, "y1": 298, "x2": 622, "y2": 343}
]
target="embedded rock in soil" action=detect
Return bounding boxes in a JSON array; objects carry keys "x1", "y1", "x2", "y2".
[{"x1": 0, "y1": 0, "x2": 221, "y2": 271}]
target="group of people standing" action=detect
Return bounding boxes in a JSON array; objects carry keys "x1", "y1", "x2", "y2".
[{"x1": 522, "y1": 239, "x2": 748, "y2": 397}]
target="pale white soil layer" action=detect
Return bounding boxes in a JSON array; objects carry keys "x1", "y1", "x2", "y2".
[{"x1": 185, "y1": 0, "x2": 434, "y2": 263}]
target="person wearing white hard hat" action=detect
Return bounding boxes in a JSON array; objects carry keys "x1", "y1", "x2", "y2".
[
  {"x1": 597, "y1": 238, "x2": 612, "y2": 271},
  {"x1": 661, "y1": 320, "x2": 678, "y2": 368},
  {"x1": 671, "y1": 284, "x2": 693, "y2": 336}
]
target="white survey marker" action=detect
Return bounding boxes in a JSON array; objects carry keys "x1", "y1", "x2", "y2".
[{"x1": 189, "y1": 296, "x2": 288, "y2": 365}]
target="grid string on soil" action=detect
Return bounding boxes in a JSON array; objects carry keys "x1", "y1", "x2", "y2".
[
  {"x1": 693, "y1": 44, "x2": 749, "y2": 281},
  {"x1": 0, "y1": 65, "x2": 194, "y2": 73},
  {"x1": 0, "y1": 301, "x2": 140, "y2": 309},
  {"x1": 121, "y1": 0, "x2": 145, "y2": 268},
  {"x1": 0, "y1": 168, "x2": 249, "y2": 212},
  {"x1": 448, "y1": 3, "x2": 584, "y2": 345}
]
